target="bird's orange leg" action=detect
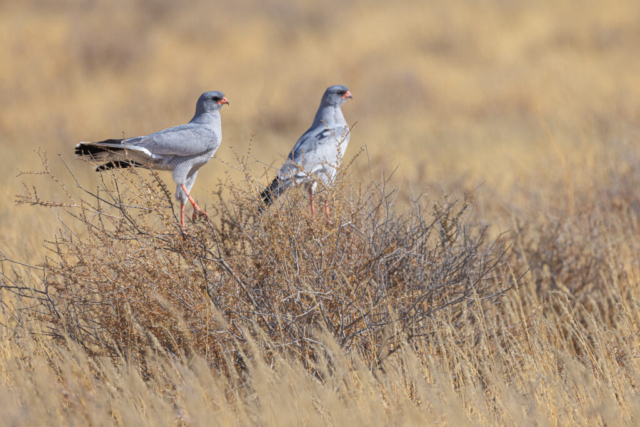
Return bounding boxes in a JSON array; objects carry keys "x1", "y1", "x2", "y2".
[
  {"x1": 308, "y1": 187, "x2": 315, "y2": 217},
  {"x1": 325, "y1": 198, "x2": 330, "y2": 220},
  {"x1": 180, "y1": 203, "x2": 186, "y2": 231},
  {"x1": 181, "y1": 184, "x2": 209, "y2": 221}
]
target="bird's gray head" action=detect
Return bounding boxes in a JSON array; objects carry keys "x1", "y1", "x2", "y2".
[
  {"x1": 195, "y1": 91, "x2": 229, "y2": 115},
  {"x1": 321, "y1": 85, "x2": 353, "y2": 107}
]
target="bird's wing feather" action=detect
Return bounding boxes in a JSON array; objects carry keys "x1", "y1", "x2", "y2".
[
  {"x1": 290, "y1": 126, "x2": 347, "y2": 159},
  {"x1": 126, "y1": 124, "x2": 219, "y2": 157},
  {"x1": 280, "y1": 124, "x2": 349, "y2": 177}
]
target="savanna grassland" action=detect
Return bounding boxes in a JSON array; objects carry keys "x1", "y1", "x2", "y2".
[{"x1": 2, "y1": 0, "x2": 640, "y2": 425}]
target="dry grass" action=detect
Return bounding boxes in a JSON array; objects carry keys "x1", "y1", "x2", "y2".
[{"x1": 2, "y1": 0, "x2": 640, "y2": 425}]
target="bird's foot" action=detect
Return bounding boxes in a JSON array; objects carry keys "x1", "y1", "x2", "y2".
[{"x1": 192, "y1": 209, "x2": 209, "y2": 222}]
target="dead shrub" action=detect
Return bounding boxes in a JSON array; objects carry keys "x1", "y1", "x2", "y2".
[{"x1": 5, "y1": 149, "x2": 511, "y2": 371}]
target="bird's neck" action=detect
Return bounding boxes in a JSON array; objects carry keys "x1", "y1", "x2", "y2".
[
  {"x1": 313, "y1": 104, "x2": 345, "y2": 127},
  {"x1": 190, "y1": 110, "x2": 221, "y2": 126}
]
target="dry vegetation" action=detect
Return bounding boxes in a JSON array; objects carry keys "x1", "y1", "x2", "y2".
[{"x1": 2, "y1": 0, "x2": 640, "y2": 425}]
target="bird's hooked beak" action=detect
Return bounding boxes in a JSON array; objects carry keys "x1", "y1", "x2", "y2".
[
  {"x1": 341, "y1": 91, "x2": 353, "y2": 99},
  {"x1": 217, "y1": 97, "x2": 229, "y2": 105}
]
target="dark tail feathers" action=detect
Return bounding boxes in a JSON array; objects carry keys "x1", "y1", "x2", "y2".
[
  {"x1": 259, "y1": 177, "x2": 282, "y2": 211},
  {"x1": 75, "y1": 139, "x2": 124, "y2": 157},
  {"x1": 75, "y1": 139, "x2": 142, "y2": 172},
  {"x1": 95, "y1": 160, "x2": 144, "y2": 172}
]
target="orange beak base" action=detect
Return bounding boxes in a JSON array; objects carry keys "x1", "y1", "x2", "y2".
[
  {"x1": 217, "y1": 97, "x2": 229, "y2": 105},
  {"x1": 342, "y1": 91, "x2": 353, "y2": 99}
]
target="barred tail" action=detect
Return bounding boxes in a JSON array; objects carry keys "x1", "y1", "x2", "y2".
[
  {"x1": 76, "y1": 140, "x2": 146, "y2": 172},
  {"x1": 75, "y1": 139, "x2": 125, "y2": 158},
  {"x1": 95, "y1": 160, "x2": 145, "y2": 172}
]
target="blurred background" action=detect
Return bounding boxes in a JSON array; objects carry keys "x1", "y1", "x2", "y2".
[{"x1": 2, "y1": 0, "x2": 640, "y2": 258}]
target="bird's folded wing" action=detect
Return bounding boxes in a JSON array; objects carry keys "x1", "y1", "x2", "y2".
[
  {"x1": 126, "y1": 124, "x2": 219, "y2": 157},
  {"x1": 290, "y1": 127, "x2": 328, "y2": 155},
  {"x1": 288, "y1": 125, "x2": 348, "y2": 164}
]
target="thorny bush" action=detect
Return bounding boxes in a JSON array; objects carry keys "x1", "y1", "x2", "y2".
[{"x1": 4, "y1": 149, "x2": 512, "y2": 371}]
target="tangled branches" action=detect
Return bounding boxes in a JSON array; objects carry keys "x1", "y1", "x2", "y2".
[{"x1": 2, "y1": 150, "x2": 513, "y2": 371}]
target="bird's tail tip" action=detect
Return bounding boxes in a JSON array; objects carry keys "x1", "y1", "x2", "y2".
[
  {"x1": 258, "y1": 177, "x2": 282, "y2": 212},
  {"x1": 259, "y1": 190, "x2": 273, "y2": 210},
  {"x1": 75, "y1": 139, "x2": 125, "y2": 158}
]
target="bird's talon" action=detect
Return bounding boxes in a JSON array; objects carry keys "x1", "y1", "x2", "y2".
[{"x1": 192, "y1": 210, "x2": 209, "y2": 222}]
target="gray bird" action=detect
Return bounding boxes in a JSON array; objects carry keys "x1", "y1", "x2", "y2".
[
  {"x1": 261, "y1": 85, "x2": 353, "y2": 217},
  {"x1": 75, "y1": 91, "x2": 229, "y2": 230}
]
